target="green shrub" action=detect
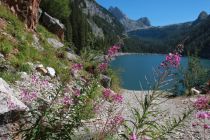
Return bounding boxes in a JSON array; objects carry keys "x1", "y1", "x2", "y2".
[{"x1": 0, "y1": 71, "x2": 20, "y2": 83}]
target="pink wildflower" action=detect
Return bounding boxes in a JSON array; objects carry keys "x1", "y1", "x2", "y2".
[
  {"x1": 72, "y1": 63, "x2": 83, "y2": 73},
  {"x1": 204, "y1": 124, "x2": 210, "y2": 129},
  {"x1": 192, "y1": 122, "x2": 199, "y2": 127},
  {"x1": 98, "y1": 62, "x2": 108, "y2": 72},
  {"x1": 73, "y1": 88, "x2": 80, "y2": 97},
  {"x1": 108, "y1": 45, "x2": 121, "y2": 58},
  {"x1": 112, "y1": 94, "x2": 123, "y2": 103},
  {"x1": 102, "y1": 88, "x2": 112, "y2": 99},
  {"x1": 31, "y1": 75, "x2": 38, "y2": 83},
  {"x1": 63, "y1": 96, "x2": 72, "y2": 105},
  {"x1": 196, "y1": 111, "x2": 210, "y2": 119},
  {"x1": 129, "y1": 133, "x2": 138, "y2": 140},
  {"x1": 164, "y1": 53, "x2": 181, "y2": 68},
  {"x1": 194, "y1": 96, "x2": 209, "y2": 110},
  {"x1": 20, "y1": 89, "x2": 37, "y2": 102}
]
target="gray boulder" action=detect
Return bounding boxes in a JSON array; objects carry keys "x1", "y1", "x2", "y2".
[
  {"x1": 47, "y1": 38, "x2": 64, "y2": 49},
  {"x1": 66, "y1": 52, "x2": 79, "y2": 61},
  {"x1": 40, "y1": 12, "x2": 65, "y2": 40},
  {"x1": 32, "y1": 34, "x2": 43, "y2": 51},
  {"x1": 100, "y1": 75, "x2": 111, "y2": 88},
  {"x1": 0, "y1": 53, "x2": 4, "y2": 58},
  {"x1": 46, "y1": 67, "x2": 56, "y2": 77},
  {"x1": 0, "y1": 78, "x2": 28, "y2": 120}
]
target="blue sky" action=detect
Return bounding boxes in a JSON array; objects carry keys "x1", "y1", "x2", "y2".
[{"x1": 96, "y1": 0, "x2": 210, "y2": 26}]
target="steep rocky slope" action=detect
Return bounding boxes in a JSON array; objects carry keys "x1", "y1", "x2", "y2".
[
  {"x1": 0, "y1": 3, "x2": 121, "y2": 139},
  {"x1": 109, "y1": 6, "x2": 151, "y2": 31}
]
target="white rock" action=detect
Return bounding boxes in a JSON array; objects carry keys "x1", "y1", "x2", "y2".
[
  {"x1": 36, "y1": 64, "x2": 44, "y2": 68},
  {"x1": 19, "y1": 72, "x2": 28, "y2": 79},
  {"x1": 47, "y1": 38, "x2": 64, "y2": 49},
  {"x1": 47, "y1": 67, "x2": 56, "y2": 77},
  {"x1": 66, "y1": 52, "x2": 79, "y2": 61},
  {"x1": 32, "y1": 34, "x2": 44, "y2": 51},
  {"x1": 0, "y1": 53, "x2": 4, "y2": 58},
  {"x1": 0, "y1": 78, "x2": 28, "y2": 114}
]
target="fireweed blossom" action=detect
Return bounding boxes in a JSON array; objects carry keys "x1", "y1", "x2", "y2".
[
  {"x1": 98, "y1": 62, "x2": 108, "y2": 72},
  {"x1": 161, "y1": 53, "x2": 181, "y2": 68},
  {"x1": 203, "y1": 124, "x2": 210, "y2": 129},
  {"x1": 73, "y1": 88, "x2": 81, "y2": 97},
  {"x1": 112, "y1": 94, "x2": 123, "y2": 103},
  {"x1": 194, "y1": 96, "x2": 210, "y2": 110},
  {"x1": 71, "y1": 63, "x2": 83, "y2": 73},
  {"x1": 20, "y1": 89, "x2": 38, "y2": 102},
  {"x1": 196, "y1": 111, "x2": 210, "y2": 119},
  {"x1": 102, "y1": 88, "x2": 112, "y2": 100},
  {"x1": 102, "y1": 88, "x2": 123, "y2": 103},
  {"x1": 129, "y1": 133, "x2": 138, "y2": 140},
  {"x1": 62, "y1": 96, "x2": 73, "y2": 105},
  {"x1": 107, "y1": 45, "x2": 121, "y2": 58}
]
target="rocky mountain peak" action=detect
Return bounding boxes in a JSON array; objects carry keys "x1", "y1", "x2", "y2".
[
  {"x1": 197, "y1": 11, "x2": 208, "y2": 21},
  {"x1": 137, "y1": 17, "x2": 151, "y2": 26},
  {"x1": 193, "y1": 11, "x2": 209, "y2": 25},
  {"x1": 108, "y1": 6, "x2": 151, "y2": 32},
  {"x1": 108, "y1": 6, "x2": 127, "y2": 20}
]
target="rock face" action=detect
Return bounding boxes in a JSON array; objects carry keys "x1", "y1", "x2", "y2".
[
  {"x1": 0, "y1": 78, "x2": 28, "y2": 123},
  {"x1": 40, "y1": 12, "x2": 65, "y2": 40},
  {"x1": 100, "y1": 75, "x2": 111, "y2": 88},
  {"x1": 32, "y1": 34, "x2": 43, "y2": 51},
  {"x1": 2, "y1": 0, "x2": 41, "y2": 30},
  {"x1": 47, "y1": 38, "x2": 64, "y2": 49},
  {"x1": 109, "y1": 6, "x2": 151, "y2": 31},
  {"x1": 66, "y1": 52, "x2": 79, "y2": 62},
  {"x1": 193, "y1": 11, "x2": 209, "y2": 25},
  {"x1": 77, "y1": 0, "x2": 123, "y2": 38}
]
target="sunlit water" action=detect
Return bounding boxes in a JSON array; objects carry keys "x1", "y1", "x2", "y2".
[{"x1": 110, "y1": 54, "x2": 210, "y2": 90}]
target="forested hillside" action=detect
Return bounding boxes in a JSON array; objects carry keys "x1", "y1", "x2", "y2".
[{"x1": 40, "y1": 0, "x2": 124, "y2": 53}]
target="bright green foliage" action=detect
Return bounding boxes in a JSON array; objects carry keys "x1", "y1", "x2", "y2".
[
  {"x1": 183, "y1": 54, "x2": 209, "y2": 95},
  {"x1": 0, "y1": 5, "x2": 71, "y2": 82},
  {"x1": 40, "y1": 0, "x2": 70, "y2": 22}
]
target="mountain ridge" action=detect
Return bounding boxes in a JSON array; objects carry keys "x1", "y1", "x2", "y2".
[
  {"x1": 124, "y1": 11, "x2": 210, "y2": 58},
  {"x1": 108, "y1": 6, "x2": 151, "y2": 32}
]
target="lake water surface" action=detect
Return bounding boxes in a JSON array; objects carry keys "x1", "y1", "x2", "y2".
[{"x1": 110, "y1": 54, "x2": 210, "y2": 90}]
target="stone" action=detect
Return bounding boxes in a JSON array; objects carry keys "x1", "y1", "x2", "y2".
[
  {"x1": 46, "y1": 67, "x2": 56, "y2": 77},
  {"x1": 47, "y1": 38, "x2": 64, "y2": 49},
  {"x1": 0, "y1": 78, "x2": 28, "y2": 115},
  {"x1": 0, "y1": 52, "x2": 4, "y2": 58},
  {"x1": 36, "y1": 64, "x2": 48, "y2": 75},
  {"x1": 66, "y1": 52, "x2": 79, "y2": 61},
  {"x1": 100, "y1": 75, "x2": 111, "y2": 88},
  {"x1": 32, "y1": 34, "x2": 43, "y2": 51},
  {"x1": 19, "y1": 72, "x2": 28, "y2": 80},
  {"x1": 94, "y1": 55, "x2": 105, "y2": 62},
  {"x1": 40, "y1": 12, "x2": 65, "y2": 40}
]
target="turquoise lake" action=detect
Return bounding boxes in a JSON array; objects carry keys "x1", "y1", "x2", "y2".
[{"x1": 110, "y1": 54, "x2": 210, "y2": 90}]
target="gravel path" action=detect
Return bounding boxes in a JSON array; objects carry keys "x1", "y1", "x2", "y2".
[{"x1": 122, "y1": 89, "x2": 210, "y2": 140}]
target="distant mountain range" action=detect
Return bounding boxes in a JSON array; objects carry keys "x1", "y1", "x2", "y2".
[
  {"x1": 125, "y1": 11, "x2": 210, "y2": 58},
  {"x1": 108, "y1": 6, "x2": 151, "y2": 31}
]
